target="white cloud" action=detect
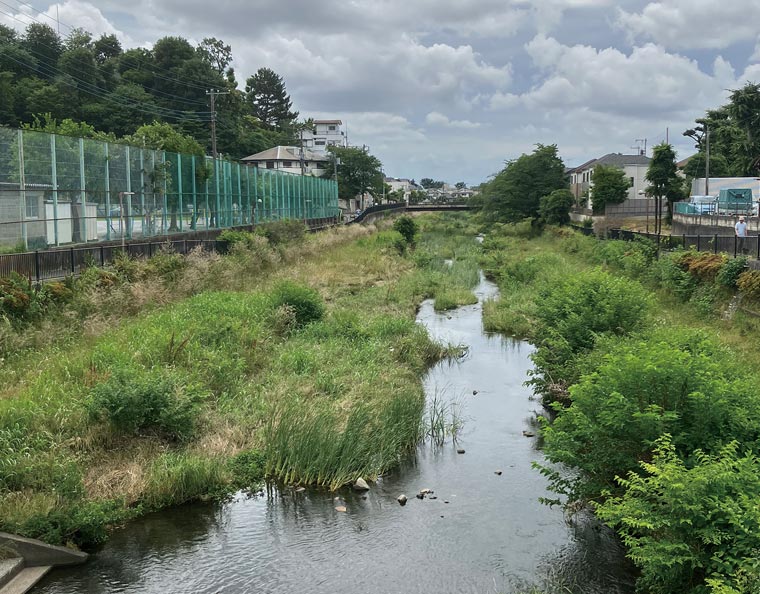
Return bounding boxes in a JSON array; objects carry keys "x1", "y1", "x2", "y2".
[
  {"x1": 617, "y1": 1, "x2": 760, "y2": 50},
  {"x1": 425, "y1": 111, "x2": 481, "y2": 129}
]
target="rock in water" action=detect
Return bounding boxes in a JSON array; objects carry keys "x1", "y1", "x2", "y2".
[
  {"x1": 522, "y1": 430, "x2": 535, "y2": 438},
  {"x1": 295, "y1": 486, "x2": 306, "y2": 493},
  {"x1": 420, "y1": 488, "x2": 432, "y2": 495},
  {"x1": 335, "y1": 506, "x2": 347, "y2": 513},
  {"x1": 494, "y1": 470, "x2": 503, "y2": 476},
  {"x1": 397, "y1": 494, "x2": 408, "y2": 506},
  {"x1": 415, "y1": 493, "x2": 424, "y2": 500},
  {"x1": 472, "y1": 390, "x2": 478, "y2": 395},
  {"x1": 353, "y1": 477, "x2": 370, "y2": 491},
  {"x1": 456, "y1": 448, "x2": 466, "y2": 454}
]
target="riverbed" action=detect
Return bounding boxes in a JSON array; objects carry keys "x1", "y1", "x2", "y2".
[{"x1": 35, "y1": 273, "x2": 635, "y2": 594}]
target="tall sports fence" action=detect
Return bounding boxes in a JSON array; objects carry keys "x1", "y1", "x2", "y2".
[{"x1": 0, "y1": 127, "x2": 339, "y2": 251}]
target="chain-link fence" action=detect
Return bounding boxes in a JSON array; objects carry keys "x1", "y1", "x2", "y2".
[{"x1": 0, "y1": 127, "x2": 339, "y2": 251}]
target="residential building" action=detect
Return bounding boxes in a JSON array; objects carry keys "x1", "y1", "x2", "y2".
[
  {"x1": 300, "y1": 120, "x2": 347, "y2": 152},
  {"x1": 384, "y1": 177, "x2": 423, "y2": 203},
  {"x1": 240, "y1": 146, "x2": 331, "y2": 176},
  {"x1": 569, "y1": 153, "x2": 651, "y2": 209}
]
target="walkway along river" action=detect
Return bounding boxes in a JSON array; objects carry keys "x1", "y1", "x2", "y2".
[{"x1": 35, "y1": 272, "x2": 636, "y2": 594}]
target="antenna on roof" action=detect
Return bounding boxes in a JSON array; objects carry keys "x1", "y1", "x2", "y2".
[{"x1": 632, "y1": 138, "x2": 647, "y2": 156}]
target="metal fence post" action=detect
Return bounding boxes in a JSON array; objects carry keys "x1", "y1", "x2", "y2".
[
  {"x1": 70, "y1": 247, "x2": 75, "y2": 274},
  {"x1": 34, "y1": 250, "x2": 40, "y2": 283},
  {"x1": 734, "y1": 235, "x2": 737, "y2": 258},
  {"x1": 100, "y1": 244, "x2": 105, "y2": 266},
  {"x1": 696, "y1": 234, "x2": 700, "y2": 252},
  {"x1": 50, "y1": 134, "x2": 59, "y2": 246},
  {"x1": 713, "y1": 234, "x2": 718, "y2": 254}
]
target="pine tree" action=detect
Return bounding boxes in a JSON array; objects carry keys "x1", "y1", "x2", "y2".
[{"x1": 244, "y1": 67, "x2": 298, "y2": 129}]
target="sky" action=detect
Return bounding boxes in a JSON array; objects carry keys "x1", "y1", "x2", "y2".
[{"x1": 3, "y1": 0, "x2": 760, "y2": 186}]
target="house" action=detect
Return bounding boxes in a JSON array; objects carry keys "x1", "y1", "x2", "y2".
[
  {"x1": 569, "y1": 153, "x2": 651, "y2": 210},
  {"x1": 240, "y1": 146, "x2": 331, "y2": 176},
  {"x1": 300, "y1": 120, "x2": 347, "y2": 152},
  {"x1": 384, "y1": 177, "x2": 423, "y2": 203}
]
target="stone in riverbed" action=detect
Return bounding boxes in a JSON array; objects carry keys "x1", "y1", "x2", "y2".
[
  {"x1": 494, "y1": 470, "x2": 502, "y2": 476},
  {"x1": 295, "y1": 486, "x2": 306, "y2": 492},
  {"x1": 397, "y1": 494, "x2": 408, "y2": 506},
  {"x1": 353, "y1": 477, "x2": 370, "y2": 491},
  {"x1": 456, "y1": 448, "x2": 466, "y2": 454},
  {"x1": 335, "y1": 506, "x2": 347, "y2": 513}
]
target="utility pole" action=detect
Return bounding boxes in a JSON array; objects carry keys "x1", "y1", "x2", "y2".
[
  {"x1": 206, "y1": 89, "x2": 229, "y2": 159},
  {"x1": 705, "y1": 124, "x2": 710, "y2": 197}
]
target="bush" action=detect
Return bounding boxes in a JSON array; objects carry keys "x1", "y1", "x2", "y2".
[
  {"x1": 538, "y1": 189, "x2": 574, "y2": 225},
  {"x1": 737, "y1": 269, "x2": 760, "y2": 301},
  {"x1": 255, "y1": 220, "x2": 305, "y2": 245},
  {"x1": 596, "y1": 437, "x2": 760, "y2": 594},
  {"x1": 541, "y1": 329, "x2": 755, "y2": 501},
  {"x1": 678, "y1": 251, "x2": 727, "y2": 282},
  {"x1": 393, "y1": 216, "x2": 418, "y2": 245},
  {"x1": 651, "y1": 253, "x2": 697, "y2": 301},
  {"x1": 717, "y1": 256, "x2": 748, "y2": 289},
  {"x1": 529, "y1": 269, "x2": 652, "y2": 400},
  {"x1": 229, "y1": 449, "x2": 267, "y2": 490},
  {"x1": 0, "y1": 273, "x2": 46, "y2": 320},
  {"x1": 271, "y1": 281, "x2": 324, "y2": 328},
  {"x1": 87, "y1": 370, "x2": 201, "y2": 441}
]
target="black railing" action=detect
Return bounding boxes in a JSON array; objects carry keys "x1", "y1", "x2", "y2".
[{"x1": 570, "y1": 224, "x2": 758, "y2": 259}]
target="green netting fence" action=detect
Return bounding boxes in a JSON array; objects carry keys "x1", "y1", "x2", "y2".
[{"x1": 0, "y1": 126, "x2": 339, "y2": 250}]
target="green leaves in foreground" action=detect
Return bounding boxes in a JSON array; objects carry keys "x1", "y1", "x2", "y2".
[{"x1": 596, "y1": 437, "x2": 760, "y2": 594}]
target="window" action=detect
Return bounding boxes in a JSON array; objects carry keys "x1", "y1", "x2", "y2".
[
  {"x1": 629, "y1": 176, "x2": 635, "y2": 188},
  {"x1": 328, "y1": 125, "x2": 336, "y2": 131},
  {"x1": 266, "y1": 161, "x2": 274, "y2": 169},
  {"x1": 315, "y1": 140, "x2": 326, "y2": 146},
  {"x1": 25, "y1": 197, "x2": 39, "y2": 219},
  {"x1": 283, "y1": 161, "x2": 292, "y2": 167}
]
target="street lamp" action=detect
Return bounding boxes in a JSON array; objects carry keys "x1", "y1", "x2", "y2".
[{"x1": 118, "y1": 191, "x2": 135, "y2": 251}]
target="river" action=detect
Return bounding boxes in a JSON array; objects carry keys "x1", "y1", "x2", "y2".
[{"x1": 35, "y1": 273, "x2": 636, "y2": 594}]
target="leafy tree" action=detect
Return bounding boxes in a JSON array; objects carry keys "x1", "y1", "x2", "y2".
[
  {"x1": 197, "y1": 37, "x2": 232, "y2": 74},
  {"x1": 646, "y1": 143, "x2": 684, "y2": 232},
  {"x1": 538, "y1": 188, "x2": 573, "y2": 225},
  {"x1": 420, "y1": 178, "x2": 444, "y2": 189},
  {"x1": 244, "y1": 67, "x2": 298, "y2": 129},
  {"x1": 64, "y1": 28, "x2": 93, "y2": 51},
  {"x1": 323, "y1": 146, "x2": 383, "y2": 204},
  {"x1": 727, "y1": 82, "x2": 760, "y2": 174},
  {"x1": 393, "y1": 216, "x2": 418, "y2": 245},
  {"x1": 21, "y1": 23, "x2": 63, "y2": 79},
  {"x1": 681, "y1": 152, "x2": 730, "y2": 179},
  {"x1": 481, "y1": 144, "x2": 567, "y2": 222},
  {"x1": 93, "y1": 34, "x2": 122, "y2": 64},
  {"x1": 455, "y1": 181, "x2": 466, "y2": 189},
  {"x1": 590, "y1": 164, "x2": 629, "y2": 214}
]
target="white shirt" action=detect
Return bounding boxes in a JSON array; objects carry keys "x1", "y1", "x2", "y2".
[{"x1": 736, "y1": 221, "x2": 748, "y2": 237}]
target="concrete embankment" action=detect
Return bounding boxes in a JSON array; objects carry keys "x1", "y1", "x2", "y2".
[{"x1": 0, "y1": 533, "x2": 87, "y2": 594}]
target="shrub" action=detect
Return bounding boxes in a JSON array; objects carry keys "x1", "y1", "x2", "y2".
[
  {"x1": 678, "y1": 251, "x2": 727, "y2": 282},
  {"x1": 717, "y1": 256, "x2": 748, "y2": 289},
  {"x1": 596, "y1": 438, "x2": 760, "y2": 594},
  {"x1": 529, "y1": 269, "x2": 652, "y2": 400},
  {"x1": 651, "y1": 254, "x2": 697, "y2": 301},
  {"x1": 540, "y1": 329, "x2": 755, "y2": 502},
  {"x1": 229, "y1": 449, "x2": 267, "y2": 490},
  {"x1": 737, "y1": 270, "x2": 760, "y2": 302},
  {"x1": 271, "y1": 281, "x2": 324, "y2": 328},
  {"x1": 0, "y1": 273, "x2": 44, "y2": 320},
  {"x1": 87, "y1": 370, "x2": 201, "y2": 441},
  {"x1": 144, "y1": 248, "x2": 187, "y2": 282},
  {"x1": 255, "y1": 219, "x2": 305, "y2": 245},
  {"x1": 538, "y1": 189, "x2": 574, "y2": 225},
  {"x1": 393, "y1": 216, "x2": 419, "y2": 245},
  {"x1": 218, "y1": 229, "x2": 254, "y2": 247}
]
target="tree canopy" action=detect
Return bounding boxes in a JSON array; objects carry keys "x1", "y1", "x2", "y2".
[
  {"x1": 244, "y1": 67, "x2": 299, "y2": 130},
  {"x1": 324, "y1": 146, "x2": 384, "y2": 202},
  {"x1": 480, "y1": 144, "x2": 567, "y2": 222},
  {"x1": 0, "y1": 23, "x2": 303, "y2": 160},
  {"x1": 646, "y1": 143, "x2": 684, "y2": 232},
  {"x1": 590, "y1": 164, "x2": 630, "y2": 214}
]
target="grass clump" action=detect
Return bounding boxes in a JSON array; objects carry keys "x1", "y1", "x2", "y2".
[{"x1": 271, "y1": 281, "x2": 325, "y2": 327}]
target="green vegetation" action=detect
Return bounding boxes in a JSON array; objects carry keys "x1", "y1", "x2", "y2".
[
  {"x1": 479, "y1": 225, "x2": 760, "y2": 593},
  {"x1": 0, "y1": 214, "x2": 480, "y2": 549},
  {"x1": 589, "y1": 164, "x2": 630, "y2": 214}
]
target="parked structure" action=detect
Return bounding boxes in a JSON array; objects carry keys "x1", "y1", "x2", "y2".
[
  {"x1": 300, "y1": 120, "x2": 347, "y2": 152},
  {"x1": 240, "y1": 146, "x2": 331, "y2": 176},
  {"x1": 569, "y1": 153, "x2": 651, "y2": 209}
]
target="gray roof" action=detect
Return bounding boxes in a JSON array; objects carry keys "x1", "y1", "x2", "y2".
[
  {"x1": 569, "y1": 153, "x2": 650, "y2": 172},
  {"x1": 241, "y1": 146, "x2": 330, "y2": 163}
]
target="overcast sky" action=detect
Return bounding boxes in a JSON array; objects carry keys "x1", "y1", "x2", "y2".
[{"x1": 4, "y1": 0, "x2": 760, "y2": 185}]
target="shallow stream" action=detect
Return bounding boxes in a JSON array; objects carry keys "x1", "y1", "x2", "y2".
[{"x1": 36, "y1": 273, "x2": 636, "y2": 594}]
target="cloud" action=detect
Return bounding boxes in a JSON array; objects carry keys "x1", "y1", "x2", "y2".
[
  {"x1": 425, "y1": 111, "x2": 481, "y2": 129},
  {"x1": 617, "y1": 1, "x2": 760, "y2": 50}
]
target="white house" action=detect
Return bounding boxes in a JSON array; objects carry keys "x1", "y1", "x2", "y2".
[
  {"x1": 569, "y1": 153, "x2": 651, "y2": 209},
  {"x1": 300, "y1": 120, "x2": 347, "y2": 152},
  {"x1": 384, "y1": 177, "x2": 423, "y2": 203},
  {"x1": 240, "y1": 146, "x2": 331, "y2": 176}
]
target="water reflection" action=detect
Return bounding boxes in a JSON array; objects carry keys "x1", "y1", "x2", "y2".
[{"x1": 35, "y1": 274, "x2": 635, "y2": 594}]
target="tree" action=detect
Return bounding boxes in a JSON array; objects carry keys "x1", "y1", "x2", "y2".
[
  {"x1": 646, "y1": 143, "x2": 683, "y2": 233},
  {"x1": 455, "y1": 181, "x2": 466, "y2": 189},
  {"x1": 481, "y1": 144, "x2": 567, "y2": 222},
  {"x1": 197, "y1": 37, "x2": 232, "y2": 74},
  {"x1": 93, "y1": 34, "x2": 122, "y2": 64},
  {"x1": 21, "y1": 23, "x2": 62, "y2": 79},
  {"x1": 590, "y1": 164, "x2": 629, "y2": 214},
  {"x1": 323, "y1": 146, "x2": 383, "y2": 204},
  {"x1": 727, "y1": 82, "x2": 760, "y2": 174},
  {"x1": 420, "y1": 178, "x2": 444, "y2": 189},
  {"x1": 538, "y1": 189, "x2": 574, "y2": 225},
  {"x1": 244, "y1": 67, "x2": 298, "y2": 129}
]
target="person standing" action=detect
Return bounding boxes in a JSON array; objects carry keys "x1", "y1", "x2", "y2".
[{"x1": 735, "y1": 216, "x2": 748, "y2": 255}]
